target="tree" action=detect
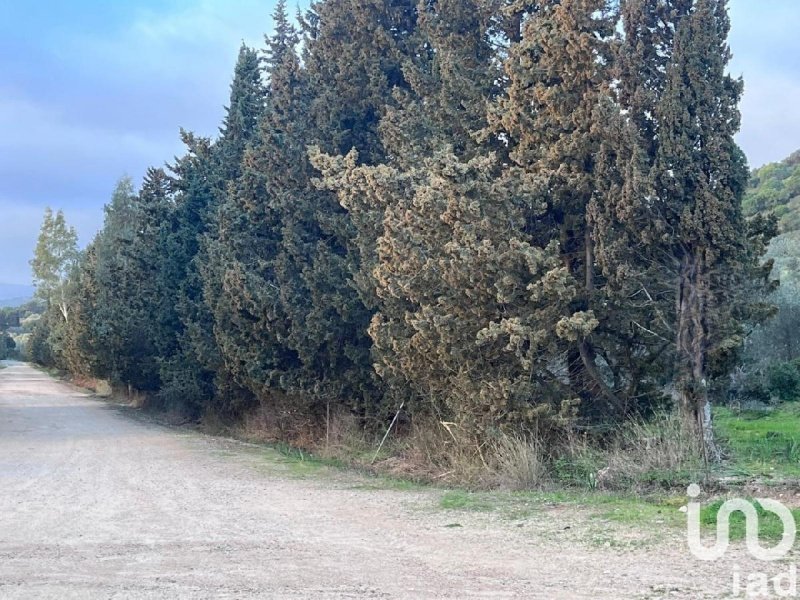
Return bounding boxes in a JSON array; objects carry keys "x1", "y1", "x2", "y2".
[
  {"x1": 30, "y1": 208, "x2": 79, "y2": 323},
  {"x1": 93, "y1": 174, "x2": 170, "y2": 392},
  {"x1": 311, "y1": 0, "x2": 530, "y2": 433},
  {"x1": 158, "y1": 132, "x2": 220, "y2": 415},
  {"x1": 60, "y1": 243, "x2": 100, "y2": 377},
  {"x1": 487, "y1": 0, "x2": 628, "y2": 419},
  {"x1": 196, "y1": 43, "x2": 267, "y2": 416},
  {"x1": 599, "y1": 0, "x2": 775, "y2": 455},
  {"x1": 301, "y1": 0, "x2": 418, "y2": 165},
  {"x1": 315, "y1": 147, "x2": 578, "y2": 435}
]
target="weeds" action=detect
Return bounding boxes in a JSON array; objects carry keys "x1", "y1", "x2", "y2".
[
  {"x1": 715, "y1": 405, "x2": 800, "y2": 477},
  {"x1": 700, "y1": 498, "x2": 800, "y2": 541},
  {"x1": 491, "y1": 435, "x2": 548, "y2": 490}
]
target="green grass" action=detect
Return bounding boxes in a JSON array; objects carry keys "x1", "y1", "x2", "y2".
[
  {"x1": 435, "y1": 484, "x2": 800, "y2": 546},
  {"x1": 715, "y1": 405, "x2": 800, "y2": 477},
  {"x1": 437, "y1": 488, "x2": 685, "y2": 529},
  {"x1": 439, "y1": 490, "x2": 497, "y2": 512},
  {"x1": 700, "y1": 498, "x2": 800, "y2": 541},
  {"x1": 263, "y1": 443, "x2": 344, "y2": 477},
  {"x1": 247, "y1": 441, "x2": 428, "y2": 492}
]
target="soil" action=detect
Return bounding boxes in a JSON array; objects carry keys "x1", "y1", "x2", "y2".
[{"x1": 0, "y1": 362, "x2": 790, "y2": 598}]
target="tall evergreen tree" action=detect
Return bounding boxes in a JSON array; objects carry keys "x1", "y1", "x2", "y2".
[
  {"x1": 302, "y1": 0, "x2": 417, "y2": 165},
  {"x1": 93, "y1": 173, "x2": 170, "y2": 392},
  {"x1": 204, "y1": 19, "x2": 296, "y2": 410},
  {"x1": 158, "y1": 132, "x2": 220, "y2": 415},
  {"x1": 61, "y1": 243, "x2": 100, "y2": 377},
  {"x1": 199, "y1": 43, "x2": 267, "y2": 416},
  {"x1": 312, "y1": 1, "x2": 582, "y2": 435},
  {"x1": 488, "y1": 0, "x2": 627, "y2": 417},
  {"x1": 651, "y1": 0, "x2": 773, "y2": 453}
]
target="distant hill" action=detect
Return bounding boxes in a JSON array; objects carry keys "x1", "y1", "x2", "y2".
[
  {"x1": 0, "y1": 283, "x2": 35, "y2": 308},
  {"x1": 744, "y1": 149, "x2": 800, "y2": 232}
]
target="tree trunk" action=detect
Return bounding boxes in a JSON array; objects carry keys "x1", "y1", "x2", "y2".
[{"x1": 676, "y1": 251, "x2": 719, "y2": 462}]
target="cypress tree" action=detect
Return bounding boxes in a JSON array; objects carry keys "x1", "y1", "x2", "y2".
[
  {"x1": 312, "y1": 1, "x2": 581, "y2": 435},
  {"x1": 302, "y1": 0, "x2": 418, "y2": 165},
  {"x1": 488, "y1": 0, "x2": 626, "y2": 418},
  {"x1": 61, "y1": 243, "x2": 100, "y2": 377},
  {"x1": 158, "y1": 132, "x2": 220, "y2": 414},
  {"x1": 199, "y1": 43, "x2": 267, "y2": 416},
  {"x1": 206, "y1": 5, "x2": 300, "y2": 407},
  {"x1": 651, "y1": 0, "x2": 774, "y2": 454}
]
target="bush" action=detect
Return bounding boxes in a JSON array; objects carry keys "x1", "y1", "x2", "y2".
[
  {"x1": 728, "y1": 366, "x2": 771, "y2": 406},
  {"x1": 766, "y1": 361, "x2": 800, "y2": 402}
]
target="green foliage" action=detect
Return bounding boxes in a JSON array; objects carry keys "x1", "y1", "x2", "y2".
[
  {"x1": 715, "y1": 405, "x2": 800, "y2": 477},
  {"x1": 766, "y1": 361, "x2": 800, "y2": 402},
  {"x1": 30, "y1": 208, "x2": 79, "y2": 323},
  {"x1": 744, "y1": 150, "x2": 800, "y2": 232},
  {"x1": 92, "y1": 174, "x2": 170, "y2": 391},
  {"x1": 0, "y1": 332, "x2": 16, "y2": 360},
  {"x1": 700, "y1": 498, "x2": 800, "y2": 541},
  {"x1": 26, "y1": 0, "x2": 777, "y2": 472}
]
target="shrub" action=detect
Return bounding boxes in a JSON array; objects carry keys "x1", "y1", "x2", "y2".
[
  {"x1": 728, "y1": 366, "x2": 771, "y2": 406},
  {"x1": 766, "y1": 361, "x2": 800, "y2": 402}
]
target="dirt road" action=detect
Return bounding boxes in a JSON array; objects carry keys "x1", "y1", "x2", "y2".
[{"x1": 0, "y1": 362, "x2": 783, "y2": 598}]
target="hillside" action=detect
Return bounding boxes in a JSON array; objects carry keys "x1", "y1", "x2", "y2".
[
  {"x1": 0, "y1": 283, "x2": 34, "y2": 308},
  {"x1": 744, "y1": 149, "x2": 800, "y2": 231}
]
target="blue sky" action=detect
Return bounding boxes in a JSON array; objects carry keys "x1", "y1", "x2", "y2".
[{"x1": 0, "y1": 1, "x2": 798, "y2": 285}]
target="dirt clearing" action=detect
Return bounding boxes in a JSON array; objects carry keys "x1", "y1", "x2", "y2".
[{"x1": 0, "y1": 362, "x2": 787, "y2": 598}]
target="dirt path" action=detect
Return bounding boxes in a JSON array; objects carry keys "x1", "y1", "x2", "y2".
[{"x1": 0, "y1": 362, "x2": 786, "y2": 598}]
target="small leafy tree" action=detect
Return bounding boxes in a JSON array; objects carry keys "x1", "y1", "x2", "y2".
[{"x1": 30, "y1": 208, "x2": 79, "y2": 323}]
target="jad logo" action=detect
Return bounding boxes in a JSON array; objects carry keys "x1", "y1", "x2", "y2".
[{"x1": 686, "y1": 484, "x2": 798, "y2": 597}]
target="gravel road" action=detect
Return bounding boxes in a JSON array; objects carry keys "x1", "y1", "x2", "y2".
[{"x1": 0, "y1": 362, "x2": 782, "y2": 598}]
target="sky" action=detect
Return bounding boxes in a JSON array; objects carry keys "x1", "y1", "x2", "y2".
[{"x1": 0, "y1": 1, "x2": 798, "y2": 285}]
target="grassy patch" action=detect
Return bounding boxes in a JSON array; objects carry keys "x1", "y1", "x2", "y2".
[
  {"x1": 264, "y1": 443, "x2": 343, "y2": 477},
  {"x1": 436, "y1": 488, "x2": 685, "y2": 529},
  {"x1": 715, "y1": 405, "x2": 800, "y2": 477},
  {"x1": 349, "y1": 477, "x2": 424, "y2": 492},
  {"x1": 700, "y1": 498, "x2": 800, "y2": 541},
  {"x1": 439, "y1": 490, "x2": 497, "y2": 512}
]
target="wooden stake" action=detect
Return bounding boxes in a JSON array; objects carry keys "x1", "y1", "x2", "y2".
[{"x1": 371, "y1": 402, "x2": 404, "y2": 465}]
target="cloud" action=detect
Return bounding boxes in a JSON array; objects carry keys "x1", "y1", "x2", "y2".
[
  {"x1": 0, "y1": 89, "x2": 183, "y2": 212},
  {"x1": 0, "y1": 1, "x2": 290, "y2": 284},
  {"x1": 0, "y1": 198, "x2": 101, "y2": 285},
  {"x1": 728, "y1": 0, "x2": 800, "y2": 167},
  {"x1": 737, "y1": 72, "x2": 800, "y2": 169}
]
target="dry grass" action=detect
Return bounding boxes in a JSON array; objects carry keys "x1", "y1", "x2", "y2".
[
  {"x1": 387, "y1": 411, "x2": 701, "y2": 491},
  {"x1": 139, "y1": 386, "x2": 701, "y2": 493},
  {"x1": 489, "y1": 435, "x2": 547, "y2": 490},
  {"x1": 71, "y1": 375, "x2": 113, "y2": 397},
  {"x1": 240, "y1": 395, "x2": 318, "y2": 449},
  {"x1": 556, "y1": 411, "x2": 702, "y2": 490}
]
